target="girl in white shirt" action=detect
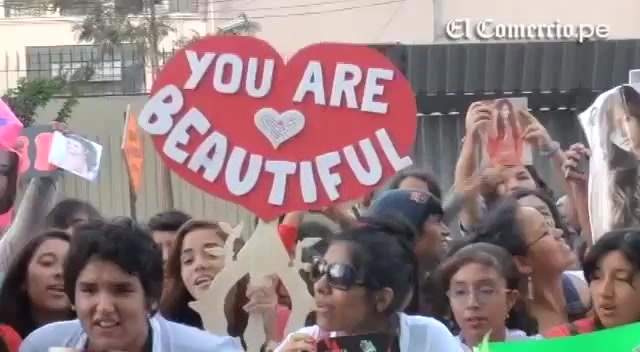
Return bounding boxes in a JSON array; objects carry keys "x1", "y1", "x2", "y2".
[
  {"x1": 276, "y1": 217, "x2": 461, "y2": 352},
  {"x1": 439, "y1": 242, "x2": 535, "y2": 351}
]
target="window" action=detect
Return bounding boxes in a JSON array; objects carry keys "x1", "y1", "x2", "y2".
[
  {"x1": 50, "y1": 61, "x2": 123, "y2": 82},
  {"x1": 26, "y1": 44, "x2": 146, "y2": 96},
  {"x1": 4, "y1": 0, "x2": 55, "y2": 17},
  {"x1": 59, "y1": 0, "x2": 144, "y2": 17},
  {"x1": 169, "y1": 0, "x2": 207, "y2": 14}
]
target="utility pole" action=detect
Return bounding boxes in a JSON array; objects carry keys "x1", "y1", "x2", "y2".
[
  {"x1": 146, "y1": 0, "x2": 174, "y2": 210},
  {"x1": 630, "y1": 69, "x2": 640, "y2": 85},
  {"x1": 432, "y1": 0, "x2": 445, "y2": 42}
]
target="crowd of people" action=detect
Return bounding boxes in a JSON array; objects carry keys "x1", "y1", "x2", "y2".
[{"x1": 0, "y1": 102, "x2": 638, "y2": 352}]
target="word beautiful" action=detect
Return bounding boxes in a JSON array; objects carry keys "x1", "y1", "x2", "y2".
[{"x1": 139, "y1": 49, "x2": 411, "y2": 205}]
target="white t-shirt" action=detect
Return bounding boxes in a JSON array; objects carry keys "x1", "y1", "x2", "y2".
[
  {"x1": 456, "y1": 329, "x2": 530, "y2": 352},
  {"x1": 275, "y1": 313, "x2": 462, "y2": 352}
]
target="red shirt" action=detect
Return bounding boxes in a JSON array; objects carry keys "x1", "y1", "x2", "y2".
[
  {"x1": 543, "y1": 317, "x2": 597, "y2": 338},
  {"x1": 0, "y1": 324, "x2": 21, "y2": 352}
]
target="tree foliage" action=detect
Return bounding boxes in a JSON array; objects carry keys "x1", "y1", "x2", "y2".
[
  {"x1": 1, "y1": 77, "x2": 79, "y2": 127},
  {"x1": 65, "y1": 0, "x2": 174, "y2": 63}
]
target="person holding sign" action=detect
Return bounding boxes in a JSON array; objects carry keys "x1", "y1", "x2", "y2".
[
  {"x1": 136, "y1": 33, "x2": 419, "y2": 351},
  {"x1": 275, "y1": 218, "x2": 460, "y2": 352},
  {"x1": 439, "y1": 243, "x2": 533, "y2": 352},
  {"x1": 159, "y1": 219, "x2": 286, "y2": 342},
  {"x1": 544, "y1": 228, "x2": 640, "y2": 337},
  {"x1": 485, "y1": 99, "x2": 528, "y2": 167}
]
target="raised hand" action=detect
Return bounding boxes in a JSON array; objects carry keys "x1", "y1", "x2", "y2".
[
  {"x1": 519, "y1": 110, "x2": 554, "y2": 151},
  {"x1": 562, "y1": 143, "x2": 591, "y2": 183},
  {"x1": 464, "y1": 101, "x2": 492, "y2": 139}
]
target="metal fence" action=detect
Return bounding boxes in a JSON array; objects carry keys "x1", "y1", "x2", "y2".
[{"x1": 0, "y1": 45, "x2": 185, "y2": 97}]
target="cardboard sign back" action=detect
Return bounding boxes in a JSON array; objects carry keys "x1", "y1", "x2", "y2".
[{"x1": 190, "y1": 220, "x2": 315, "y2": 352}]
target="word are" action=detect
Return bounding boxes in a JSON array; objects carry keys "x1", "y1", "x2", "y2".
[
  {"x1": 138, "y1": 85, "x2": 412, "y2": 205},
  {"x1": 446, "y1": 19, "x2": 609, "y2": 43},
  {"x1": 183, "y1": 50, "x2": 394, "y2": 114}
]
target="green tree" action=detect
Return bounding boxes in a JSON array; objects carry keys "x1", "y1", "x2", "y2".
[
  {"x1": 58, "y1": 0, "x2": 174, "y2": 77},
  {"x1": 56, "y1": 0, "x2": 176, "y2": 207},
  {"x1": 1, "y1": 77, "x2": 80, "y2": 127}
]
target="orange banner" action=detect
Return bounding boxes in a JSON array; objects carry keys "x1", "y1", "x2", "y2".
[{"x1": 122, "y1": 105, "x2": 143, "y2": 195}]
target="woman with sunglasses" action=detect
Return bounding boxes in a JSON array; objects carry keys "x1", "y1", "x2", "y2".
[
  {"x1": 544, "y1": 229, "x2": 640, "y2": 337},
  {"x1": 275, "y1": 217, "x2": 461, "y2": 352},
  {"x1": 439, "y1": 242, "x2": 535, "y2": 351},
  {"x1": 469, "y1": 197, "x2": 583, "y2": 333}
]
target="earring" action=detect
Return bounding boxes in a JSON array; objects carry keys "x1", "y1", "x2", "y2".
[
  {"x1": 506, "y1": 312, "x2": 510, "y2": 319},
  {"x1": 70, "y1": 305, "x2": 76, "y2": 311},
  {"x1": 527, "y1": 276, "x2": 534, "y2": 301}
]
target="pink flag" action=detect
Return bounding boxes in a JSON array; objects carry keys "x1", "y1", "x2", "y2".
[{"x1": 0, "y1": 99, "x2": 23, "y2": 151}]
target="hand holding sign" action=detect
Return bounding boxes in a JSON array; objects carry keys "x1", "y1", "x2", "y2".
[{"x1": 138, "y1": 36, "x2": 417, "y2": 220}]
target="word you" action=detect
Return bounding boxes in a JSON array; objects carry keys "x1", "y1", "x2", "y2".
[
  {"x1": 183, "y1": 50, "x2": 395, "y2": 115},
  {"x1": 138, "y1": 85, "x2": 412, "y2": 206},
  {"x1": 446, "y1": 19, "x2": 609, "y2": 43}
]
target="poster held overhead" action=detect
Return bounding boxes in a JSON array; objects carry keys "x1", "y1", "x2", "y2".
[
  {"x1": 578, "y1": 84, "x2": 640, "y2": 242},
  {"x1": 137, "y1": 35, "x2": 417, "y2": 221},
  {"x1": 122, "y1": 104, "x2": 144, "y2": 219},
  {"x1": 478, "y1": 97, "x2": 531, "y2": 167},
  {"x1": 137, "y1": 35, "x2": 418, "y2": 352},
  {"x1": 48, "y1": 131, "x2": 103, "y2": 181}
]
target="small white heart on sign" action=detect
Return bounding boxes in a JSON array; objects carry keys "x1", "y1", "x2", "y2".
[{"x1": 254, "y1": 108, "x2": 306, "y2": 149}]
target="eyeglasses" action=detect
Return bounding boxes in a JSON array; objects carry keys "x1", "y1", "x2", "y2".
[
  {"x1": 310, "y1": 257, "x2": 366, "y2": 291},
  {"x1": 526, "y1": 232, "x2": 549, "y2": 249},
  {"x1": 447, "y1": 286, "x2": 510, "y2": 306}
]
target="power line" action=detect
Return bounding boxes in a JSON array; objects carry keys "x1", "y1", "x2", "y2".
[
  {"x1": 224, "y1": 0, "x2": 384, "y2": 12},
  {"x1": 373, "y1": 0, "x2": 406, "y2": 41},
  {"x1": 216, "y1": 0, "x2": 402, "y2": 20},
  {"x1": 1, "y1": 0, "x2": 402, "y2": 19},
  {"x1": 2, "y1": 0, "x2": 396, "y2": 11}
]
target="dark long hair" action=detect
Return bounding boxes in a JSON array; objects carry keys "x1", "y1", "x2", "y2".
[
  {"x1": 438, "y1": 242, "x2": 537, "y2": 335},
  {"x1": 583, "y1": 228, "x2": 640, "y2": 329},
  {"x1": 608, "y1": 85, "x2": 640, "y2": 229},
  {"x1": 159, "y1": 219, "x2": 249, "y2": 337},
  {"x1": 67, "y1": 134, "x2": 98, "y2": 171},
  {"x1": 339, "y1": 216, "x2": 421, "y2": 316},
  {"x1": 0, "y1": 230, "x2": 75, "y2": 338},
  {"x1": 495, "y1": 99, "x2": 519, "y2": 142}
]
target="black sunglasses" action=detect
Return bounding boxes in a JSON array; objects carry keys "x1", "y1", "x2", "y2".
[{"x1": 310, "y1": 257, "x2": 366, "y2": 290}]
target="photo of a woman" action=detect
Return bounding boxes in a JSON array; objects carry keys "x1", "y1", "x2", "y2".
[
  {"x1": 582, "y1": 84, "x2": 640, "y2": 242},
  {"x1": 48, "y1": 133, "x2": 102, "y2": 181},
  {"x1": 608, "y1": 85, "x2": 640, "y2": 231},
  {"x1": 486, "y1": 99, "x2": 526, "y2": 166}
]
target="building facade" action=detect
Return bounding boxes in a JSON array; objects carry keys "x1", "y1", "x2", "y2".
[
  {"x1": 1, "y1": 0, "x2": 640, "y2": 93},
  {"x1": 1, "y1": 0, "x2": 640, "y2": 227}
]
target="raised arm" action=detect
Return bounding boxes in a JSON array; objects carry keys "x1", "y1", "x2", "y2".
[{"x1": 0, "y1": 176, "x2": 58, "y2": 273}]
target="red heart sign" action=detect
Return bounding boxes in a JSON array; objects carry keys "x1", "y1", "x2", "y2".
[{"x1": 139, "y1": 36, "x2": 417, "y2": 220}]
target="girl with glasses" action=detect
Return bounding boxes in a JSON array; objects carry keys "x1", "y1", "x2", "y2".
[
  {"x1": 439, "y1": 242, "x2": 534, "y2": 351},
  {"x1": 275, "y1": 217, "x2": 461, "y2": 352}
]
